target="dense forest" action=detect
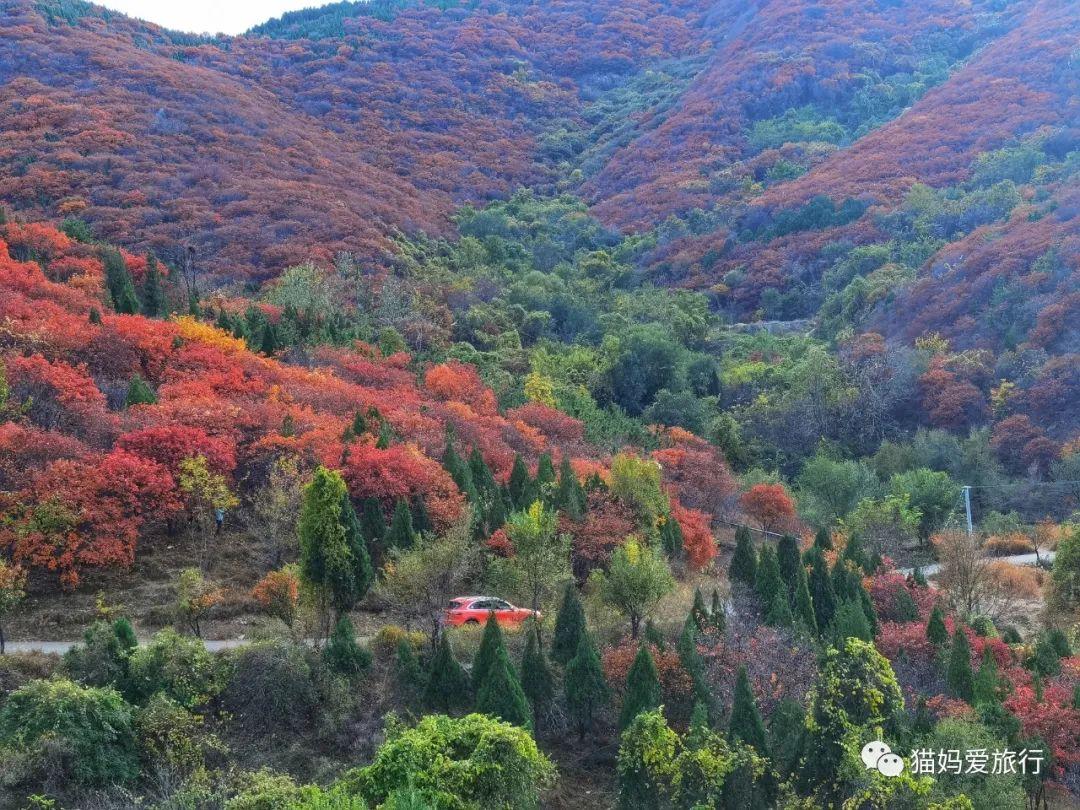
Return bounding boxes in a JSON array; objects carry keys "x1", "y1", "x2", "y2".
[{"x1": 0, "y1": 0, "x2": 1078, "y2": 808}]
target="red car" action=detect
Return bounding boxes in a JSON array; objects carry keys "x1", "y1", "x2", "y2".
[{"x1": 444, "y1": 596, "x2": 540, "y2": 628}]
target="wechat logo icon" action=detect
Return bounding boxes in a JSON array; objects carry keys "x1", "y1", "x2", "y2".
[{"x1": 862, "y1": 741, "x2": 905, "y2": 778}]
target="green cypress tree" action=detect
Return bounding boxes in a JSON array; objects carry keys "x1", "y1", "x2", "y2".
[
  {"x1": 88, "y1": 307, "x2": 102, "y2": 324},
  {"x1": 660, "y1": 514, "x2": 685, "y2": 562},
  {"x1": 468, "y1": 447, "x2": 498, "y2": 502},
  {"x1": 729, "y1": 665, "x2": 768, "y2": 755},
  {"x1": 619, "y1": 645, "x2": 662, "y2": 730},
  {"x1": 360, "y1": 498, "x2": 386, "y2": 546},
  {"x1": 765, "y1": 588, "x2": 794, "y2": 628},
  {"x1": 554, "y1": 456, "x2": 585, "y2": 521},
  {"x1": 565, "y1": 633, "x2": 609, "y2": 739},
  {"x1": 339, "y1": 492, "x2": 374, "y2": 603},
  {"x1": 973, "y1": 647, "x2": 1001, "y2": 706},
  {"x1": 508, "y1": 454, "x2": 535, "y2": 510},
  {"x1": 710, "y1": 589, "x2": 726, "y2": 634},
  {"x1": 927, "y1": 604, "x2": 948, "y2": 646},
  {"x1": 841, "y1": 533, "x2": 869, "y2": 573},
  {"x1": 535, "y1": 452, "x2": 556, "y2": 500},
  {"x1": 677, "y1": 612, "x2": 715, "y2": 723},
  {"x1": 792, "y1": 565, "x2": 817, "y2": 635},
  {"x1": 643, "y1": 619, "x2": 665, "y2": 651},
  {"x1": 893, "y1": 587, "x2": 920, "y2": 623},
  {"x1": 687, "y1": 700, "x2": 711, "y2": 749},
  {"x1": 323, "y1": 616, "x2": 371, "y2": 677},
  {"x1": 385, "y1": 499, "x2": 416, "y2": 550},
  {"x1": 806, "y1": 547, "x2": 836, "y2": 632},
  {"x1": 857, "y1": 580, "x2": 878, "y2": 637},
  {"x1": 142, "y1": 255, "x2": 164, "y2": 317},
  {"x1": 258, "y1": 321, "x2": 278, "y2": 356},
  {"x1": 829, "y1": 600, "x2": 872, "y2": 644},
  {"x1": 125, "y1": 375, "x2": 157, "y2": 407},
  {"x1": 424, "y1": 633, "x2": 471, "y2": 713},
  {"x1": 691, "y1": 587, "x2": 708, "y2": 631},
  {"x1": 103, "y1": 248, "x2": 139, "y2": 314},
  {"x1": 831, "y1": 559, "x2": 859, "y2": 603},
  {"x1": 1030, "y1": 633, "x2": 1062, "y2": 677},
  {"x1": 813, "y1": 527, "x2": 833, "y2": 551},
  {"x1": 912, "y1": 566, "x2": 928, "y2": 587},
  {"x1": 351, "y1": 411, "x2": 367, "y2": 438},
  {"x1": 729, "y1": 527, "x2": 757, "y2": 586},
  {"x1": 375, "y1": 419, "x2": 394, "y2": 449},
  {"x1": 755, "y1": 544, "x2": 784, "y2": 610},
  {"x1": 777, "y1": 534, "x2": 801, "y2": 595},
  {"x1": 520, "y1": 622, "x2": 555, "y2": 730},
  {"x1": 476, "y1": 644, "x2": 532, "y2": 729},
  {"x1": 410, "y1": 496, "x2": 432, "y2": 536},
  {"x1": 551, "y1": 582, "x2": 586, "y2": 665},
  {"x1": 1047, "y1": 628, "x2": 1072, "y2": 658},
  {"x1": 472, "y1": 614, "x2": 505, "y2": 690},
  {"x1": 443, "y1": 440, "x2": 476, "y2": 503},
  {"x1": 395, "y1": 637, "x2": 424, "y2": 701},
  {"x1": 947, "y1": 627, "x2": 975, "y2": 703},
  {"x1": 112, "y1": 618, "x2": 137, "y2": 654}
]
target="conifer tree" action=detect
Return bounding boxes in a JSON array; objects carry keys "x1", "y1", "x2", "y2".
[
  {"x1": 443, "y1": 439, "x2": 477, "y2": 504},
  {"x1": 473, "y1": 613, "x2": 506, "y2": 690},
  {"x1": 973, "y1": 646, "x2": 1001, "y2": 706},
  {"x1": 792, "y1": 565, "x2": 817, "y2": 635},
  {"x1": 142, "y1": 254, "x2": 164, "y2": 317},
  {"x1": 360, "y1": 498, "x2": 386, "y2": 546},
  {"x1": 551, "y1": 582, "x2": 586, "y2": 665},
  {"x1": 520, "y1": 622, "x2": 554, "y2": 731},
  {"x1": 103, "y1": 248, "x2": 139, "y2": 314},
  {"x1": 691, "y1": 587, "x2": 708, "y2": 631},
  {"x1": 806, "y1": 547, "x2": 836, "y2": 633},
  {"x1": 765, "y1": 588, "x2": 794, "y2": 628},
  {"x1": 777, "y1": 534, "x2": 801, "y2": 596},
  {"x1": 339, "y1": 492, "x2": 374, "y2": 602},
  {"x1": 555, "y1": 456, "x2": 585, "y2": 521},
  {"x1": 813, "y1": 527, "x2": 833, "y2": 551},
  {"x1": 710, "y1": 589, "x2": 726, "y2": 633},
  {"x1": 324, "y1": 616, "x2": 370, "y2": 677},
  {"x1": 619, "y1": 645, "x2": 662, "y2": 730},
  {"x1": 375, "y1": 419, "x2": 393, "y2": 450},
  {"x1": 476, "y1": 643, "x2": 532, "y2": 729},
  {"x1": 508, "y1": 454, "x2": 536, "y2": 510},
  {"x1": 729, "y1": 665, "x2": 768, "y2": 755},
  {"x1": 565, "y1": 633, "x2": 609, "y2": 739},
  {"x1": 385, "y1": 499, "x2": 416, "y2": 550},
  {"x1": 755, "y1": 544, "x2": 784, "y2": 610},
  {"x1": 947, "y1": 627, "x2": 975, "y2": 702},
  {"x1": 660, "y1": 514, "x2": 684, "y2": 562},
  {"x1": 829, "y1": 600, "x2": 872, "y2": 644},
  {"x1": 643, "y1": 619, "x2": 665, "y2": 651},
  {"x1": 125, "y1": 375, "x2": 157, "y2": 407},
  {"x1": 677, "y1": 611, "x2": 715, "y2": 722},
  {"x1": 535, "y1": 452, "x2": 556, "y2": 500},
  {"x1": 857, "y1": 580, "x2": 879, "y2": 637},
  {"x1": 893, "y1": 587, "x2": 920, "y2": 622},
  {"x1": 258, "y1": 321, "x2": 278, "y2": 356},
  {"x1": 729, "y1": 526, "x2": 757, "y2": 586},
  {"x1": 687, "y1": 700, "x2": 711, "y2": 749},
  {"x1": 395, "y1": 637, "x2": 424, "y2": 701},
  {"x1": 424, "y1": 633, "x2": 471, "y2": 713},
  {"x1": 927, "y1": 604, "x2": 948, "y2": 646},
  {"x1": 468, "y1": 447, "x2": 498, "y2": 502},
  {"x1": 841, "y1": 533, "x2": 869, "y2": 573},
  {"x1": 410, "y1": 496, "x2": 432, "y2": 536},
  {"x1": 912, "y1": 566, "x2": 928, "y2": 587}
]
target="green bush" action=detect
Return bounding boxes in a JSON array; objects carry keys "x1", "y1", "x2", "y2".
[
  {"x1": 222, "y1": 640, "x2": 318, "y2": 733},
  {"x1": 0, "y1": 677, "x2": 139, "y2": 786},
  {"x1": 226, "y1": 769, "x2": 320, "y2": 810},
  {"x1": 135, "y1": 692, "x2": 225, "y2": 777},
  {"x1": 63, "y1": 619, "x2": 135, "y2": 691},
  {"x1": 127, "y1": 628, "x2": 226, "y2": 708},
  {"x1": 340, "y1": 713, "x2": 555, "y2": 810}
]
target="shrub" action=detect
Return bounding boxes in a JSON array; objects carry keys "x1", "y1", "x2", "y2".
[
  {"x1": 341, "y1": 714, "x2": 555, "y2": 809},
  {"x1": 222, "y1": 641, "x2": 318, "y2": 734},
  {"x1": 0, "y1": 677, "x2": 139, "y2": 786},
  {"x1": 324, "y1": 617, "x2": 372, "y2": 678},
  {"x1": 127, "y1": 628, "x2": 226, "y2": 708},
  {"x1": 371, "y1": 624, "x2": 426, "y2": 660},
  {"x1": 226, "y1": 769, "x2": 319, "y2": 810},
  {"x1": 62, "y1": 619, "x2": 135, "y2": 691},
  {"x1": 135, "y1": 692, "x2": 225, "y2": 777}
]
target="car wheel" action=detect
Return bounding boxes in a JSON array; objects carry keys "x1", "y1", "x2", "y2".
[{"x1": 465, "y1": 619, "x2": 479, "y2": 625}]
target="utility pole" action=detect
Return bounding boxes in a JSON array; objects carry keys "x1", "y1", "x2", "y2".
[{"x1": 962, "y1": 486, "x2": 973, "y2": 537}]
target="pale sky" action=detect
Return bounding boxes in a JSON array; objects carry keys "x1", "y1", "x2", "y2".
[{"x1": 95, "y1": 1, "x2": 327, "y2": 35}]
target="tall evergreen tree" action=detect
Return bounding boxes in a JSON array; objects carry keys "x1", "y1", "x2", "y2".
[
  {"x1": 813, "y1": 527, "x2": 833, "y2": 551},
  {"x1": 142, "y1": 254, "x2": 164, "y2": 317},
  {"x1": 443, "y1": 439, "x2": 477, "y2": 503},
  {"x1": 792, "y1": 565, "x2": 818, "y2": 635},
  {"x1": 385, "y1": 499, "x2": 416, "y2": 550},
  {"x1": 755, "y1": 544, "x2": 784, "y2": 610},
  {"x1": 619, "y1": 645, "x2": 662, "y2": 730},
  {"x1": 469, "y1": 447, "x2": 498, "y2": 502},
  {"x1": 927, "y1": 604, "x2": 948, "y2": 646},
  {"x1": 125, "y1": 375, "x2": 157, "y2": 407},
  {"x1": 258, "y1": 321, "x2": 278, "y2": 356},
  {"x1": 424, "y1": 633, "x2": 471, "y2": 713},
  {"x1": 729, "y1": 665, "x2": 768, "y2": 755},
  {"x1": 359, "y1": 498, "x2": 386, "y2": 546},
  {"x1": 508, "y1": 454, "x2": 536, "y2": 510},
  {"x1": 806, "y1": 547, "x2": 836, "y2": 633},
  {"x1": 554, "y1": 456, "x2": 585, "y2": 521},
  {"x1": 535, "y1": 452, "x2": 556, "y2": 500},
  {"x1": 375, "y1": 419, "x2": 394, "y2": 450},
  {"x1": 973, "y1": 646, "x2": 1001, "y2": 706},
  {"x1": 395, "y1": 637, "x2": 424, "y2": 702},
  {"x1": 829, "y1": 600, "x2": 872, "y2": 644},
  {"x1": 677, "y1": 611, "x2": 715, "y2": 723},
  {"x1": 729, "y1": 527, "x2": 757, "y2": 586},
  {"x1": 520, "y1": 622, "x2": 555, "y2": 731},
  {"x1": 103, "y1": 248, "x2": 139, "y2": 314},
  {"x1": 472, "y1": 614, "x2": 506, "y2": 690},
  {"x1": 912, "y1": 566, "x2": 928, "y2": 587},
  {"x1": 323, "y1": 616, "x2": 370, "y2": 677},
  {"x1": 710, "y1": 589, "x2": 726, "y2": 634},
  {"x1": 565, "y1": 633, "x2": 609, "y2": 739},
  {"x1": 551, "y1": 582, "x2": 586, "y2": 665},
  {"x1": 339, "y1": 492, "x2": 374, "y2": 602},
  {"x1": 660, "y1": 514, "x2": 685, "y2": 562},
  {"x1": 476, "y1": 642, "x2": 532, "y2": 729},
  {"x1": 410, "y1": 496, "x2": 432, "y2": 536},
  {"x1": 947, "y1": 627, "x2": 975, "y2": 702},
  {"x1": 691, "y1": 587, "x2": 708, "y2": 631},
  {"x1": 777, "y1": 534, "x2": 801, "y2": 596},
  {"x1": 765, "y1": 588, "x2": 794, "y2": 628}
]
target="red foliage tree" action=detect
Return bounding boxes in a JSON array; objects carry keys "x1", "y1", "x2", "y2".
[
  {"x1": 739, "y1": 483, "x2": 796, "y2": 534},
  {"x1": 671, "y1": 503, "x2": 716, "y2": 571}
]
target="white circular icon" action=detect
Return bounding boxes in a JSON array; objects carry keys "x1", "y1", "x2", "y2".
[
  {"x1": 877, "y1": 752, "x2": 905, "y2": 777},
  {"x1": 861, "y1": 741, "x2": 892, "y2": 769}
]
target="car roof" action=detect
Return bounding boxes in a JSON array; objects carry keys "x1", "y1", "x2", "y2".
[{"x1": 452, "y1": 595, "x2": 505, "y2": 603}]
